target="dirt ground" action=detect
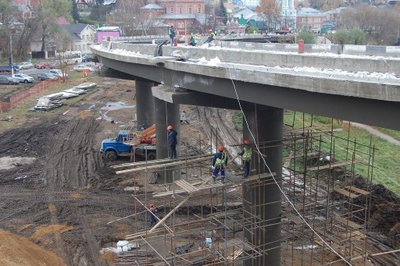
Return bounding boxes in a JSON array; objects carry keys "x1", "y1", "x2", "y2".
[
  {"x1": 0, "y1": 75, "x2": 399, "y2": 265},
  {"x1": 0, "y1": 75, "x2": 230, "y2": 266},
  {"x1": 0, "y1": 77, "x2": 143, "y2": 265}
]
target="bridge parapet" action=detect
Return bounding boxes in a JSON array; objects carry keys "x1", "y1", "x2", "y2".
[{"x1": 99, "y1": 40, "x2": 400, "y2": 75}]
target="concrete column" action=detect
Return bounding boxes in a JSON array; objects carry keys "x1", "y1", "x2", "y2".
[
  {"x1": 154, "y1": 98, "x2": 180, "y2": 183},
  {"x1": 136, "y1": 79, "x2": 155, "y2": 129},
  {"x1": 243, "y1": 105, "x2": 283, "y2": 266}
]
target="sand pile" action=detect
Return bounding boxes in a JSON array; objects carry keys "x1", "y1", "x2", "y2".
[{"x1": 0, "y1": 229, "x2": 65, "y2": 266}]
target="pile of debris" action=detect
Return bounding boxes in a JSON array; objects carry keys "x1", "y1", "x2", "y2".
[
  {"x1": 33, "y1": 82, "x2": 96, "y2": 111},
  {"x1": 343, "y1": 176, "x2": 400, "y2": 248}
]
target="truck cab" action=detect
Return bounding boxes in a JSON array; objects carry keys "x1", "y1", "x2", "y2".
[{"x1": 100, "y1": 130, "x2": 156, "y2": 161}]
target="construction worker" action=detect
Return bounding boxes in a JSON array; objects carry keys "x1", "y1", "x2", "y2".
[
  {"x1": 167, "y1": 125, "x2": 177, "y2": 159},
  {"x1": 204, "y1": 29, "x2": 216, "y2": 44},
  {"x1": 180, "y1": 110, "x2": 189, "y2": 124},
  {"x1": 189, "y1": 35, "x2": 197, "y2": 46},
  {"x1": 239, "y1": 139, "x2": 252, "y2": 178},
  {"x1": 168, "y1": 25, "x2": 176, "y2": 47},
  {"x1": 149, "y1": 204, "x2": 157, "y2": 226},
  {"x1": 211, "y1": 145, "x2": 228, "y2": 184}
]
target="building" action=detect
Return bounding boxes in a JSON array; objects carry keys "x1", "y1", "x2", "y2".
[
  {"x1": 158, "y1": 0, "x2": 207, "y2": 35},
  {"x1": 296, "y1": 7, "x2": 327, "y2": 32},
  {"x1": 242, "y1": 0, "x2": 259, "y2": 7},
  {"x1": 281, "y1": 0, "x2": 297, "y2": 30},
  {"x1": 95, "y1": 26, "x2": 121, "y2": 44},
  {"x1": 62, "y1": 23, "x2": 96, "y2": 54},
  {"x1": 140, "y1": 3, "x2": 166, "y2": 16},
  {"x1": 13, "y1": 0, "x2": 40, "y2": 19}
]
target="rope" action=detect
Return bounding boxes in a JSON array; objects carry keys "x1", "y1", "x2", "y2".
[{"x1": 226, "y1": 65, "x2": 353, "y2": 266}]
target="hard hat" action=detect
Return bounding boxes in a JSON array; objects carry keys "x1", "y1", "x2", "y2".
[
  {"x1": 243, "y1": 139, "x2": 251, "y2": 145},
  {"x1": 218, "y1": 145, "x2": 224, "y2": 152},
  {"x1": 167, "y1": 125, "x2": 173, "y2": 130}
]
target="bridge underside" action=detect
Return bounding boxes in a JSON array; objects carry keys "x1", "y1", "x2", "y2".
[
  {"x1": 100, "y1": 58, "x2": 400, "y2": 131},
  {"x1": 100, "y1": 59, "x2": 399, "y2": 264}
]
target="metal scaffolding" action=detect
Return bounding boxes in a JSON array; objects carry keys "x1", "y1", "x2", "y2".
[{"x1": 107, "y1": 112, "x2": 400, "y2": 265}]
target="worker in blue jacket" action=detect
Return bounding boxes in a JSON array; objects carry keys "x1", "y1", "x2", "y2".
[
  {"x1": 167, "y1": 125, "x2": 177, "y2": 159},
  {"x1": 169, "y1": 25, "x2": 176, "y2": 47},
  {"x1": 211, "y1": 145, "x2": 228, "y2": 184}
]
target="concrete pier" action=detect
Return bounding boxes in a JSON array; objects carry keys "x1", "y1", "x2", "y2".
[
  {"x1": 135, "y1": 79, "x2": 155, "y2": 129},
  {"x1": 243, "y1": 105, "x2": 283, "y2": 266},
  {"x1": 154, "y1": 97, "x2": 180, "y2": 183}
]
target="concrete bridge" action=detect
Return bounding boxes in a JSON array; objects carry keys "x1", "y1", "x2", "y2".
[{"x1": 92, "y1": 40, "x2": 400, "y2": 265}]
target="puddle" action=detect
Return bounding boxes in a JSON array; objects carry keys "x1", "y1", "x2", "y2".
[
  {"x1": 0, "y1": 156, "x2": 36, "y2": 170},
  {"x1": 97, "y1": 101, "x2": 135, "y2": 122}
]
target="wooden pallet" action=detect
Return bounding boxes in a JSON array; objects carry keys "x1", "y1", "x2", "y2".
[
  {"x1": 334, "y1": 186, "x2": 369, "y2": 199},
  {"x1": 337, "y1": 217, "x2": 363, "y2": 230}
]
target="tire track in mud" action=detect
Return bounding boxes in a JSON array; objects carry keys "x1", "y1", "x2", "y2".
[
  {"x1": 195, "y1": 106, "x2": 241, "y2": 154},
  {"x1": 44, "y1": 117, "x2": 106, "y2": 265}
]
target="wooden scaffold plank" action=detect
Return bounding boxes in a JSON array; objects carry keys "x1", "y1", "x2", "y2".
[
  {"x1": 111, "y1": 154, "x2": 211, "y2": 169},
  {"x1": 116, "y1": 156, "x2": 211, "y2": 174}
]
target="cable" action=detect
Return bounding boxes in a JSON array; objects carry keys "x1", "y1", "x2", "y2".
[{"x1": 226, "y1": 65, "x2": 353, "y2": 266}]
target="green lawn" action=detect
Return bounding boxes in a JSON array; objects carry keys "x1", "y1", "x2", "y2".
[
  {"x1": 233, "y1": 111, "x2": 400, "y2": 195},
  {"x1": 0, "y1": 75, "x2": 99, "y2": 133}
]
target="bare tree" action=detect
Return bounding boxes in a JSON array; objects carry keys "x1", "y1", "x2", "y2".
[
  {"x1": 0, "y1": 0, "x2": 16, "y2": 59},
  {"x1": 338, "y1": 5, "x2": 400, "y2": 45},
  {"x1": 33, "y1": 0, "x2": 72, "y2": 52},
  {"x1": 107, "y1": 0, "x2": 163, "y2": 35},
  {"x1": 256, "y1": 0, "x2": 281, "y2": 32}
]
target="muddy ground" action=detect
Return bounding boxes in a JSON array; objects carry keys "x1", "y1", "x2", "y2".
[
  {"x1": 0, "y1": 75, "x2": 399, "y2": 265},
  {"x1": 0, "y1": 76, "x2": 229, "y2": 266},
  {"x1": 0, "y1": 77, "x2": 144, "y2": 265}
]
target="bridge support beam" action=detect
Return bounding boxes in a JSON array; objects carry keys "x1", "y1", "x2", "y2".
[
  {"x1": 154, "y1": 97, "x2": 180, "y2": 183},
  {"x1": 242, "y1": 105, "x2": 283, "y2": 266},
  {"x1": 136, "y1": 79, "x2": 155, "y2": 129}
]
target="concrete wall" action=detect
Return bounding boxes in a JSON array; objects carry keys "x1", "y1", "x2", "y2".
[
  {"x1": 104, "y1": 41, "x2": 400, "y2": 74},
  {"x1": 218, "y1": 41, "x2": 400, "y2": 58},
  {"x1": 114, "y1": 35, "x2": 400, "y2": 57}
]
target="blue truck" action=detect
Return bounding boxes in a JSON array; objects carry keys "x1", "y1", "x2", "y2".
[
  {"x1": 0, "y1": 65, "x2": 20, "y2": 73},
  {"x1": 100, "y1": 130, "x2": 156, "y2": 161}
]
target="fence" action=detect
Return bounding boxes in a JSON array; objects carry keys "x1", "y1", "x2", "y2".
[{"x1": 0, "y1": 80, "x2": 56, "y2": 112}]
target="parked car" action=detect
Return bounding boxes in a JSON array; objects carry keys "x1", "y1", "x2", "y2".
[
  {"x1": 12, "y1": 73, "x2": 34, "y2": 83},
  {"x1": 49, "y1": 69, "x2": 68, "y2": 78},
  {"x1": 73, "y1": 64, "x2": 95, "y2": 72},
  {"x1": 0, "y1": 76, "x2": 19, "y2": 85},
  {"x1": 37, "y1": 72, "x2": 59, "y2": 81},
  {"x1": 0, "y1": 65, "x2": 20, "y2": 73},
  {"x1": 19, "y1": 62, "x2": 34, "y2": 70},
  {"x1": 82, "y1": 54, "x2": 97, "y2": 62},
  {"x1": 35, "y1": 62, "x2": 50, "y2": 69}
]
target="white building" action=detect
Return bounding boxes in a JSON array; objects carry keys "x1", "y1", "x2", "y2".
[
  {"x1": 242, "y1": 0, "x2": 259, "y2": 8},
  {"x1": 281, "y1": 0, "x2": 296, "y2": 30}
]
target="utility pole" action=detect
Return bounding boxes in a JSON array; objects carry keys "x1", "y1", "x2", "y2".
[{"x1": 9, "y1": 34, "x2": 14, "y2": 76}]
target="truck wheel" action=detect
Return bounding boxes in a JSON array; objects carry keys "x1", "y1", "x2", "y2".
[
  {"x1": 105, "y1": 150, "x2": 117, "y2": 161},
  {"x1": 147, "y1": 152, "x2": 156, "y2": 161}
]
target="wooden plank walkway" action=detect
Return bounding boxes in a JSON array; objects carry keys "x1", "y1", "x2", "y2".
[
  {"x1": 334, "y1": 186, "x2": 369, "y2": 199},
  {"x1": 152, "y1": 173, "x2": 275, "y2": 198},
  {"x1": 116, "y1": 156, "x2": 211, "y2": 174}
]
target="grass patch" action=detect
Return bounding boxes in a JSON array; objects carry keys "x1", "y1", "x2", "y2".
[
  {"x1": 0, "y1": 75, "x2": 99, "y2": 133},
  {"x1": 376, "y1": 127, "x2": 400, "y2": 141},
  {"x1": 284, "y1": 111, "x2": 400, "y2": 195},
  {"x1": 232, "y1": 111, "x2": 243, "y2": 131}
]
